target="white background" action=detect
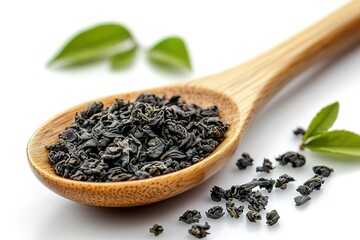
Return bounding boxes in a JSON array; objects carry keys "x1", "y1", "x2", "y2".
[{"x1": 1, "y1": 0, "x2": 360, "y2": 239}]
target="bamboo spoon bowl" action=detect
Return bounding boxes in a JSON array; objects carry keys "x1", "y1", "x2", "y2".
[{"x1": 27, "y1": 1, "x2": 360, "y2": 207}]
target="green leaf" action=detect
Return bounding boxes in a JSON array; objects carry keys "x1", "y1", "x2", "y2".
[
  {"x1": 305, "y1": 130, "x2": 360, "y2": 157},
  {"x1": 148, "y1": 36, "x2": 192, "y2": 71},
  {"x1": 49, "y1": 23, "x2": 135, "y2": 67},
  {"x1": 111, "y1": 47, "x2": 137, "y2": 69},
  {"x1": 303, "y1": 102, "x2": 339, "y2": 141}
]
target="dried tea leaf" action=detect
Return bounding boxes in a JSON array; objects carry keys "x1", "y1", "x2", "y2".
[
  {"x1": 256, "y1": 159, "x2": 274, "y2": 173},
  {"x1": 188, "y1": 222, "x2": 210, "y2": 239},
  {"x1": 303, "y1": 175, "x2": 324, "y2": 190},
  {"x1": 246, "y1": 210, "x2": 262, "y2": 222},
  {"x1": 149, "y1": 224, "x2": 163, "y2": 236},
  {"x1": 179, "y1": 210, "x2": 202, "y2": 224},
  {"x1": 247, "y1": 191, "x2": 269, "y2": 212},
  {"x1": 313, "y1": 166, "x2": 334, "y2": 177},
  {"x1": 236, "y1": 153, "x2": 253, "y2": 170},
  {"x1": 293, "y1": 127, "x2": 306, "y2": 136},
  {"x1": 257, "y1": 178, "x2": 275, "y2": 193},
  {"x1": 275, "y1": 151, "x2": 306, "y2": 168},
  {"x1": 266, "y1": 210, "x2": 280, "y2": 226},
  {"x1": 226, "y1": 200, "x2": 244, "y2": 219},
  {"x1": 210, "y1": 186, "x2": 228, "y2": 202},
  {"x1": 205, "y1": 206, "x2": 225, "y2": 219},
  {"x1": 294, "y1": 195, "x2": 311, "y2": 206},
  {"x1": 275, "y1": 174, "x2": 295, "y2": 190}
]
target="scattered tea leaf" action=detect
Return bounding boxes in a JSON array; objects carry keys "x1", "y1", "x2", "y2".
[
  {"x1": 304, "y1": 130, "x2": 360, "y2": 157},
  {"x1": 49, "y1": 23, "x2": 135, "y2": 67},
  {"x1": 111, "y1": 47, "x2": 137, "y2": 69},
  {"x1": 303, "y1": 102, "x2": 339, "y2": 141},
  {"x1": 205, "y1": 206, "x2": 225, "y2": 219},
  {"x1": 293, "y1": 127, "x2": 306, "y2": 136},
  {"x1": 226, "y1": 199, "x2": 244, "y2": 219},
  {"x1": 179, "y1": 210, "x2": 202, "y2": 224},
  {"x1": 275, "y1": 151, "x2": 306, "y2": 168},
  {"x1": 188, "y1": 222, "x2": 210, "y2": 239},
  {"x1": 275, "y1": 174, "x2": 295, "y2": 190},
  {"x1": 312, "y1": 166, "x2": 334, "y2": 177},
  {"x1": 294, "y1": 195, "x2": 311, "y2": 206},
  {"x1": 236, "y1": 153, "x2": 253, "y2": 170},
  {"x1": 148, "y1": 36, "x2": 192, "y2": 71},
  {"x1": 149, "y1": 224, "x2": 164, "y2": 236},
  {"x1": 266, "y1": 210, "x2": 280, "y2": 226},
  {"x1": 256, "y1": 158, "x2": 274, "y2": 173},
  {"x1": 246, "y1": 210, "x2": 262, "y2": 222}
]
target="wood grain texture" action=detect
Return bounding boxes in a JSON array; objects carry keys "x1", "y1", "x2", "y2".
[{"x1": 27, "y1": 1, "x2": 360, "y2": 207}]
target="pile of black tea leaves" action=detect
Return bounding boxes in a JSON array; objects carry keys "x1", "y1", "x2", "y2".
[{"x1": 46, "y1": 94, "x2": 229, "y2": 182}]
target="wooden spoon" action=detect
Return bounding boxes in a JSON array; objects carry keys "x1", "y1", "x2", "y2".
[{"x1": 27, "y1": 1, "x2": 360, "y2": 207}]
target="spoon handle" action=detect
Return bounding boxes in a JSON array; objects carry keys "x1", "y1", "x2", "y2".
[{"x1": 190, "y1": 1, "x2": 360, "y2": 106}]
